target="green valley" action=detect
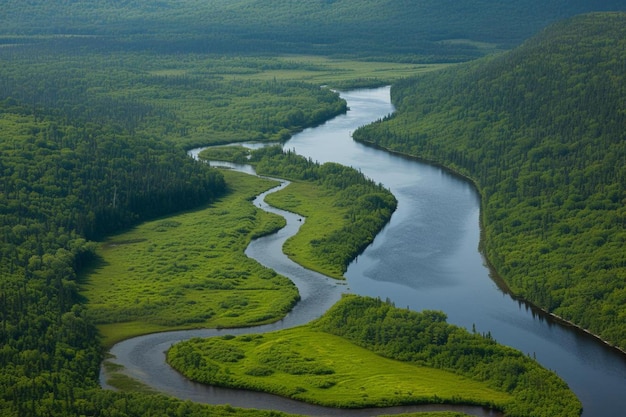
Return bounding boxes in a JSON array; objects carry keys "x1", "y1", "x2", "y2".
[{"x1": 1, "y1": 0, "x2": 625, "y2": 416}]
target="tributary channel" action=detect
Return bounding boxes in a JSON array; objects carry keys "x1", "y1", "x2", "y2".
[{"x1": 105, "y1": 87, "x2": 626, "y2": 417}]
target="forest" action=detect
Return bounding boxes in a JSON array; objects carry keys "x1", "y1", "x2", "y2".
[
  {"x1": 2, "y1": 0, "x2": 625, "y2": 62},
  {"x1": 0, "y1": 44, "x2": 349, "y2": 149},
  {"x1": 1, "y1": 0, "x2": 625, "y2": 415},
  {"x1": 353, "y1": 13, "x2": 626, "y2": 350},
  {"x1": 0, "y1": 34, "x2": 403, "y2": 417}
]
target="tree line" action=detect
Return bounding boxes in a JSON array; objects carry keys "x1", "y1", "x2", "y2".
[
  {"x1": 2, "y1": 0, "x2": 625, "y2": 62},
  {"x1": 312, "y1": 295, "x2": 581, "y2": 417},
  {"x1": 0, "y1": 43, "x2": 348, "y2": 149},
  {"x1": 168, "y1": 294, "x2": 581, "y2": 416},
  {"x1": 0, "y1": 85, "x2": 232, "y2": 416}
]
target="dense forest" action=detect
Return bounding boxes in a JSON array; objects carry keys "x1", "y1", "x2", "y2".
[
  {"x1": 1, "y1": 0, "x2": 623, "y2": 415},
  {"x1": 353, "y1": 13, "x2": 626, "y2": 350},
  {"x1": 0, "y1": 44, "x2": 348, "y2": 148},
  {"x1": 0, "y1": 38, "x2": 395, "y2": 416},
  {"x1": 0, "y1": 101, "x2": 229, "y2": 414},
  {"x1": 2, "y1": 0, "x2": 626, "y2": 61}
]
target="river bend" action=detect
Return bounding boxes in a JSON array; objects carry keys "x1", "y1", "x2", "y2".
[{"x1": 104, "y1": 88, "x2": 626, "y2": 417}]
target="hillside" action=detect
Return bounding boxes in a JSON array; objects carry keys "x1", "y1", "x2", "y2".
[
  {"x1": 2, "y1": 0, "x2": 625, "y2": 61},
  {"x1": 353, "y1": 12, "x2": 626, "y2": 350}
]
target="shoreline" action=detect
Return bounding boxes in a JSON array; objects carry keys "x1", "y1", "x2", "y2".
[{"x1": 353, "y1": 137, "x2": 626, "y2": 359}]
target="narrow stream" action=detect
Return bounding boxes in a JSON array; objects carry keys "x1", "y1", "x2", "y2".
[{"x1": 104, "y1": 174, "x2": 499, "y2": 417}]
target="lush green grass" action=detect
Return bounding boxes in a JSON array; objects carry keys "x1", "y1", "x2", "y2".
[
  {"x1": 167, "y1": 327, "x2": 511, "y2": 409},
  {"x1": 200, "y1": 146, "x2": 251, "y2": 164},
  {"x1": 201, "y1": 146, "x2": 397, "y2": 280},
  {"x1": 82, "y1": 170, "x2": 299, "y2": 347},
  {"x1": 168, "y1": 295, "x2": 581, "y2": 416},
  {"x1": 265, "y1": 181, "x2": 352, "y2": 279},
  {"x1": 250, "y1": 146, "x2": 397, "y2": 280},
  {"x1": 167, "y1": 295, "x2": 582, "y2": 417}
]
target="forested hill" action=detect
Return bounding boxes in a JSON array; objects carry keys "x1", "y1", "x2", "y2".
[
  {"x1": 2, "y1": 0, "x2": 625, "y2": 61},
  {"x1": 353, "y1": 13, "x2": 626, "y2": 350}
]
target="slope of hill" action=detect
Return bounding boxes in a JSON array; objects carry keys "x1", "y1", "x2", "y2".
[
  {"x1": 2, "y1": 0, "x2": 625, "y2": 61},
  {"x1": 353, "y1": 12, "x2": 626, "y2": 350}
]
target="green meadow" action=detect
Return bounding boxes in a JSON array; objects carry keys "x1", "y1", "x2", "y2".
[
  {"x1": 81, "y1": 170, "x2": 299, "y2": 347},
  {"x1": 222, "y1": 55, "x2": 453, "y2": 87},
  {"x1": 200, "y1": 145, "x2": 397, "y2": 280},
  {"x1": 265, "y1": 181, "x2": 356, "y2": 279},
  {"x1": 167, "y1": 327, "x2": 511, "y2": 409}
]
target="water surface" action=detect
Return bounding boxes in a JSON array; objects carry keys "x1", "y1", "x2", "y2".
[
  {"x1": 109, "y1": 88, "x2": 626, "y2": 417},
  {"x1": 285, "y1": 87, "x2": 626, "y2": 417}
]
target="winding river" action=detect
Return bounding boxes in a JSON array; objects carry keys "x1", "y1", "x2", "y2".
[{"x1": 104, "y1": 87, "x2": 626, "y2": 417}]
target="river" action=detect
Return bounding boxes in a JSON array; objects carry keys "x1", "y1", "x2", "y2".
[{"x1": 106, "y1": 87, "x2": 626, "y2": 417}]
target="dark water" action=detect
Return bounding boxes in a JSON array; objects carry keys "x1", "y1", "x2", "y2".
[
  {"x1": 106, "y1": 88, "x2": 626, "y2": 417},
  {"x1": 284, "y1": 87, "x2": 626, "y2": 417}
]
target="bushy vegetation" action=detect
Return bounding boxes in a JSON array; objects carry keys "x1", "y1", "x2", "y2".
[
  {"x1": 168, "y1": 295, "x2": 581, "y2": 416},
  {"x1": 168, "y1": 329, "x2": 512, "y2": 409},
  {"x1": 0, "y1": 79, "x2": 229, "y2": 416},
  {"x1": 313, "y1": 296, "x2": 581, "y2": 417},
  {"x1": 353, "y1": 13, "x2": 626, "y2": 349}
]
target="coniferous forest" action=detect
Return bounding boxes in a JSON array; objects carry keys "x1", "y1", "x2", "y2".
[
  {"x1": 1, "y1": 1, "x2": 626, "y2": 416},
  {"x1": 353, "y1": 13, "x2": 626, "y2": 350}
]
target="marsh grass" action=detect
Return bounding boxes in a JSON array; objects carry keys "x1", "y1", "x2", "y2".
[
  {"x1": 265, "y1": 182, "x2": 349, "y2": 279},
  {"x1": 82, "y1": 170, "x2": 299, "y2": 347},
  {"x1": 103, "y1": 361, "x2": 157, "y2": 393},
  {"x1": 167, "y1": 327, "x2": 511, "y2": 409}
]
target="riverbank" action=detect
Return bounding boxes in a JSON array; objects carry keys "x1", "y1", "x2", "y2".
[
  {"x1": 352, "y1": 137, "x2": 626, "y2": 359},
  {"x1": 99, "y1": 173, "x2": 504, "y2": 417}
]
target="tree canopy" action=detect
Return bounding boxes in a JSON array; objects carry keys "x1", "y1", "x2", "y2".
[
  {"x1": 353, "y1": 12, "x2": 626, "y2": 350},
  {"x1": 2, "y1": 0, "x2": 625, "y2": 61}
]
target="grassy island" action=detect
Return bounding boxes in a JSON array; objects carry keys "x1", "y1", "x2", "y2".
[{"x1": 168, "y1": 295, "x2": 581, "y2": 417}]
